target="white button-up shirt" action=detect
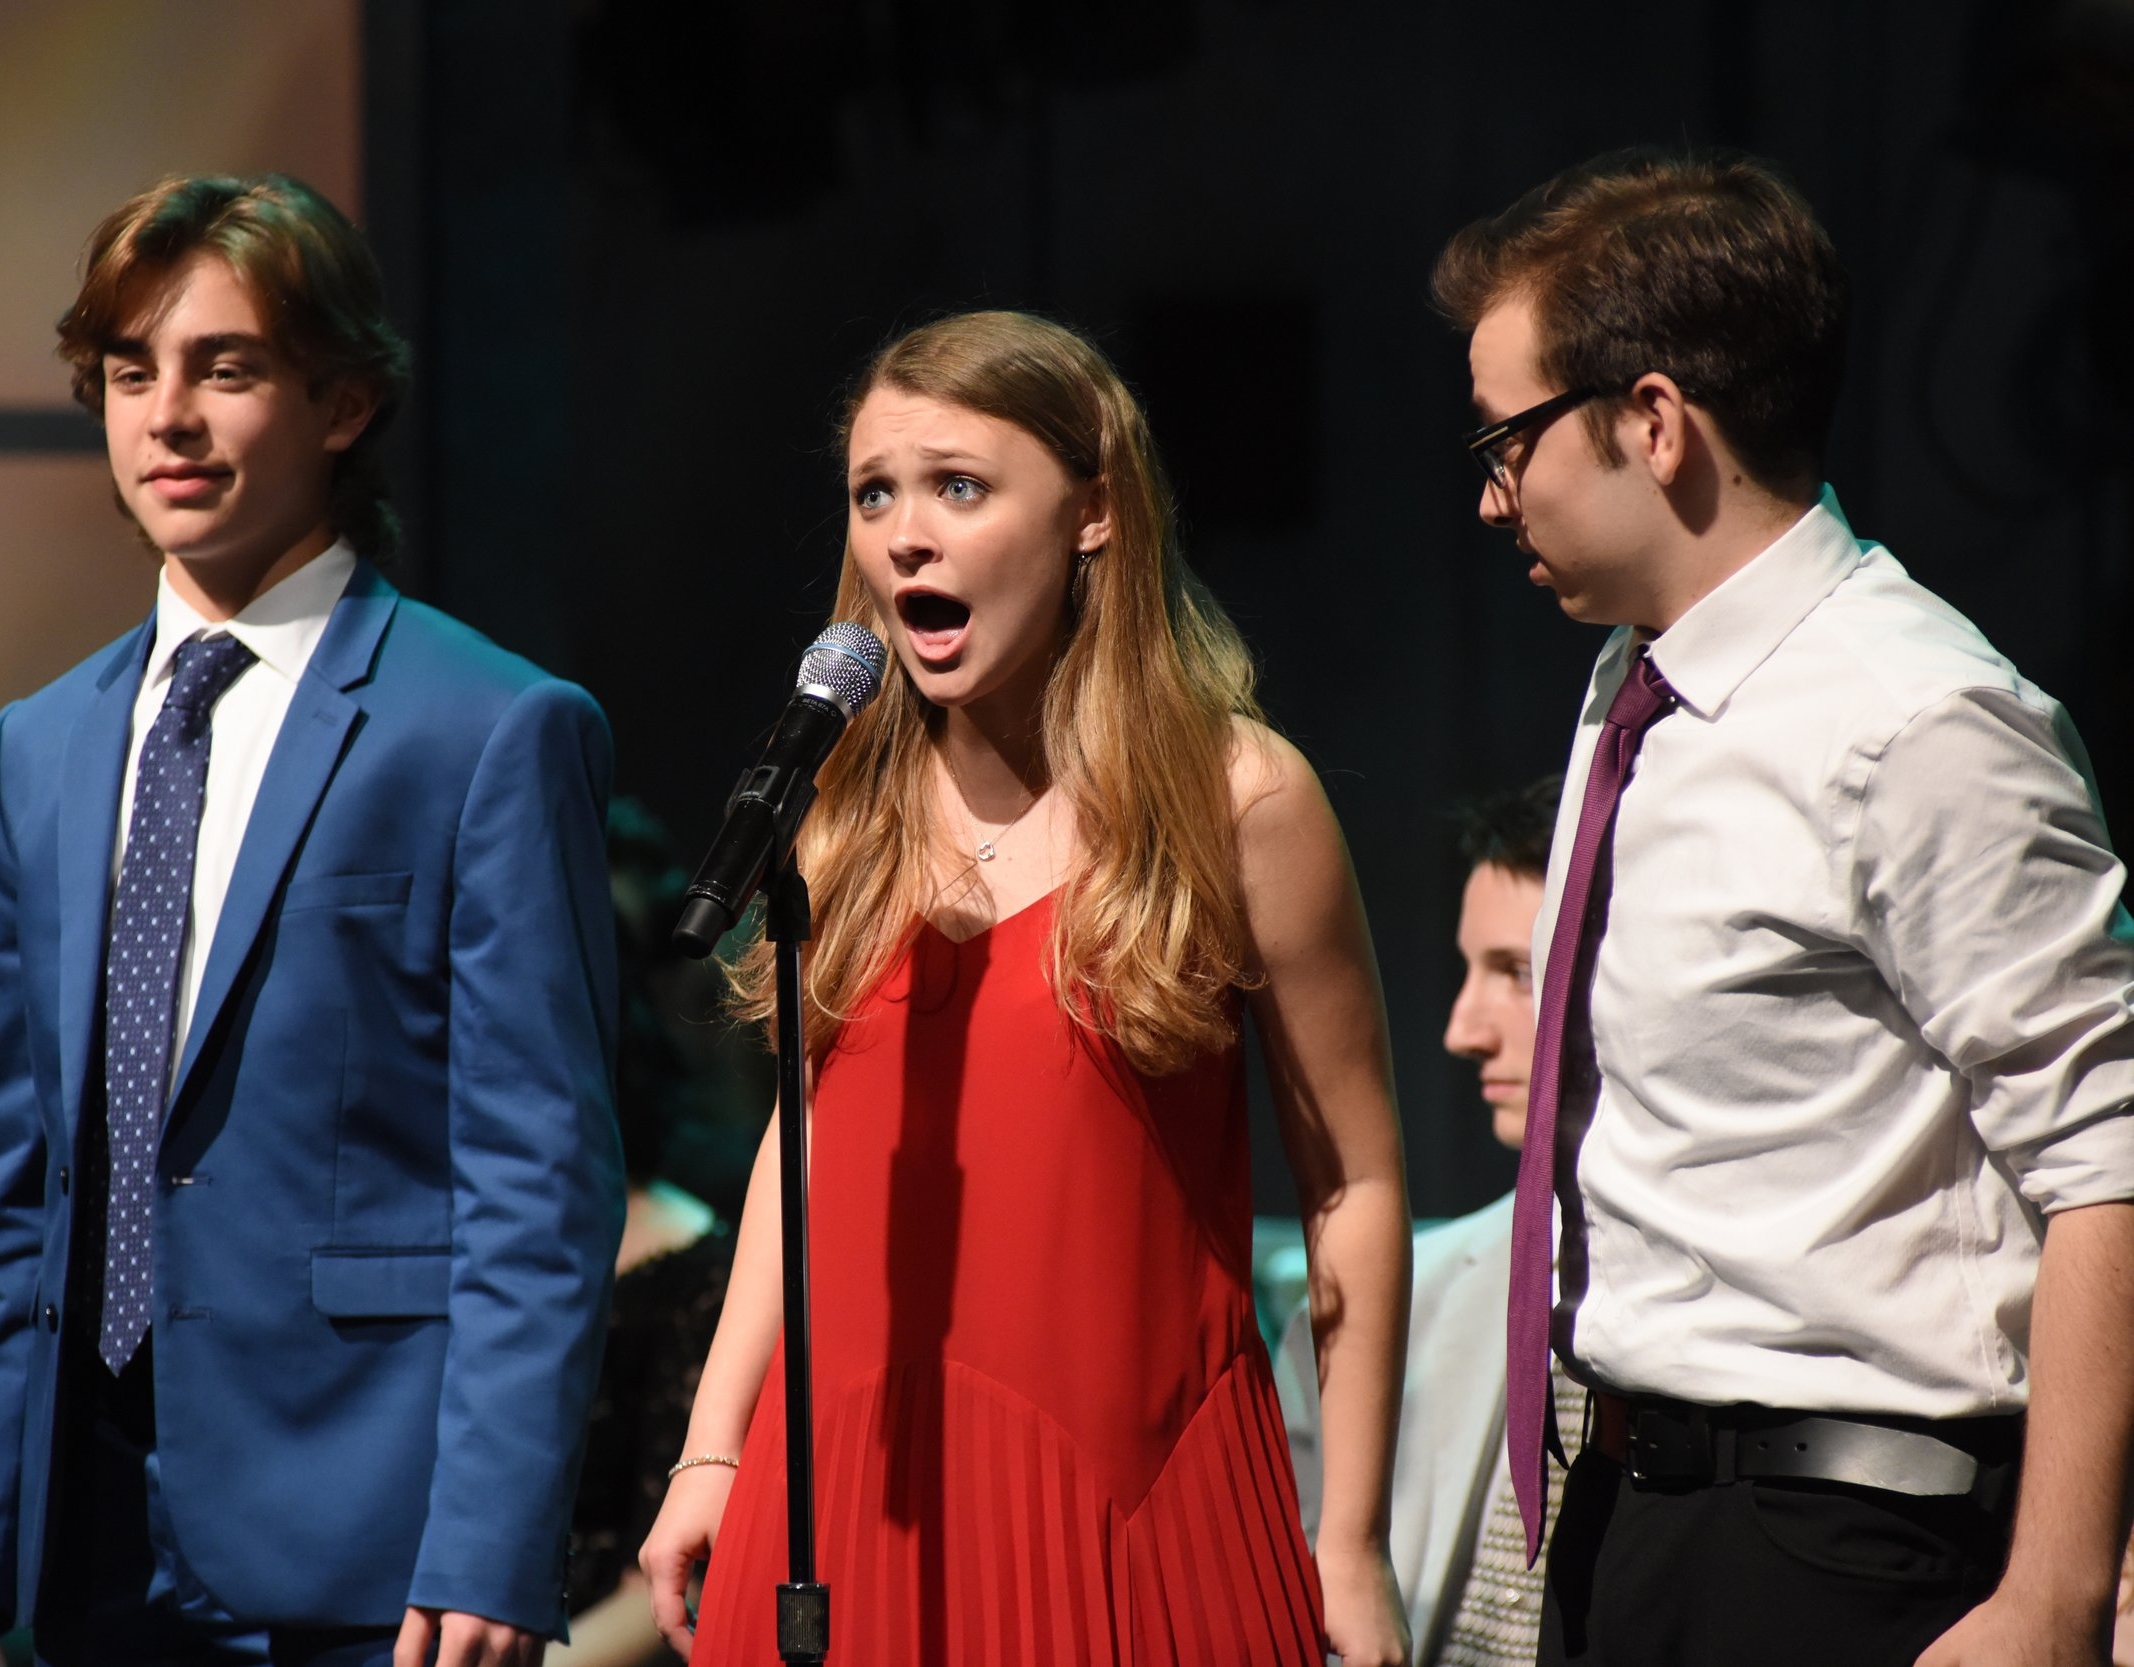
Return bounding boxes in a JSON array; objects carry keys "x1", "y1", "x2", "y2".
[
  {"x1": 114, "y1": 543, "x2": 357, "y2": 1079},
  {"x1": 1538, "y1": 490, "x2": 2134, "y2": 1417}
]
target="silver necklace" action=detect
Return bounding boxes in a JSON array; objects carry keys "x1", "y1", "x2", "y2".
[{"x1": 940, "y1": 749, "x2": 1041, "y2": 862}]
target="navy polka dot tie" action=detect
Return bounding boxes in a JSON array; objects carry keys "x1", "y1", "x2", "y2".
[{"x1": 99, "y1": 631, "x2": 257, "y2": 1374}]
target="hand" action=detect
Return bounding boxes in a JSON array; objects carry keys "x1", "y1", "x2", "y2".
[
  {"x1": 639, "y1": 1462, "x2": 738, "y2": 1658},
  {"x1": 1316, "y1": 1533, "x2": 1411, "y2": 1667},
  {"x1": 1915, "y1": 1588, "x2": 2109, "y2": 1667},
  {"x1": 394, "y1": 1607, "x2": 543, "y2": 1666}
]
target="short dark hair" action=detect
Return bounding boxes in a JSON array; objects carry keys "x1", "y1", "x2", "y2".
[
  {"x1": 56, "y1": 173, "x2": 412, "y2": 558},
  {"x1": 1455, "y1": 776, "x2": 1562, "y2": 882},
  {"x1": 1433, "y1": 148, "x2": 1849, "y2": 496}
]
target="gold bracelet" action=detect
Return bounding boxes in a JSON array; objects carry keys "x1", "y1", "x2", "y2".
[{"x1": 667, "y1": 1452, "x2": 741, "y2": 1479}]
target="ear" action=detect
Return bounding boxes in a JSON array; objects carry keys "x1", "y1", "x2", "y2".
[
  {"x1": 1626, "y1": 372, "x2": 1692, "y2": 488},
  {"x1": 321, "y1": 376, "x2": 382, "y2": 456},
  {"x1": 1074, "y1": 478, "x2": 1113, "y2": 555}
]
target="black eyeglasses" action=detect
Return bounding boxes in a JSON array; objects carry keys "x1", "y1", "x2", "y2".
[{"x1": 1463, "y1": 387, "x2": 1601, "y2": 491}]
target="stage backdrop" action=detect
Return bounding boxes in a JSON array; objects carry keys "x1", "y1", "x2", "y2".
[
  {"x1": 389, "y1": 0, "x2": 2131, "y2": 1219},
  {"x1": 4, "y1": 0, "x2": 2125, "y2": 1221}
]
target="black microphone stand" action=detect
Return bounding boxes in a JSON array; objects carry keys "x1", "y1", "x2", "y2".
[
  {"x1": 673, "y1": 623, "x2": 886, "y2": 1660},
  {"x1": 764, "y1": 854, "x2": 830, "y2": 1663}
]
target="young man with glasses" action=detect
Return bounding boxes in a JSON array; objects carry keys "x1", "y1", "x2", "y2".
[{"x1": 1437, "y1": 149, "x2": 2134, "y2": 1666}]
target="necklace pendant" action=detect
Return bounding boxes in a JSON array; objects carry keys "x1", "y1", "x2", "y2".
[{"x1": 976, "y1": 840, "x2": 998, "y2": 862}]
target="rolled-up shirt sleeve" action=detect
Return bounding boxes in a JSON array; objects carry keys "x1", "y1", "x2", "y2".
[{"x1": 1854, "y1": 685, "x2": 2134, "y2": 1213}]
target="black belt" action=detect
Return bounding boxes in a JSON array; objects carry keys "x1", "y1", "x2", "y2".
[{"x1": 1591, "y1": 1393, "x2": 2021, "y2": 1512}]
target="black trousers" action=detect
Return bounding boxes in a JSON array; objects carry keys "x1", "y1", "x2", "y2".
[
  {"x1": 1539, "y1": 1450, "x2": 2010, "y2": 1667},
  {"x1": 35, "y1": 1334, "x2": 399, "y2": 1667}
]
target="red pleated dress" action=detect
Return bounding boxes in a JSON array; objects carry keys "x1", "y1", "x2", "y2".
[{"x1": 691, "y1": 894, "x2": 1324, "y2": 1665}]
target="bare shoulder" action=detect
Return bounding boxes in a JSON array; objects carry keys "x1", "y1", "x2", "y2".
[
  {"x1": 1228, "y1": 715, "x2": 1331, "y2": 832},
  {"x1": 1226, "y1": 717, "x2": 1358, "y2": 962}
]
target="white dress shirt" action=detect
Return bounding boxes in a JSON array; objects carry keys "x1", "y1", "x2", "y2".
[
  {"x1": 114, "y1": 543, "x2": 357, "y2": 1078},
  {"x1": 1537, "y1": 490, "x2": 2134, "y2": 1417}
]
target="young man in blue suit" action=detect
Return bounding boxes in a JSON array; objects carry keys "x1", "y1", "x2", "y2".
[{"x1": 0, "y1": 175, "x2": 625, "y2": 1666}]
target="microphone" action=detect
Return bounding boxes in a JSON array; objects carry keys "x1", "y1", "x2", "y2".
[{"x1": 672, "y1": 623, "x2": 889, "y2": 959}]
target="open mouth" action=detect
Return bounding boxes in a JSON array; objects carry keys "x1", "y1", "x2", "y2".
[
  {"x1": 896, "y1": 590, "x2": 972, "y2": 658},
  {"x1": 899, "y1": 592, "x2": 969, "y2": 632}
]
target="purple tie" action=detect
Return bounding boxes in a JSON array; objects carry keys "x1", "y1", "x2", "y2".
[{"x1": 1508, "y1": 647, "x2": 1676, "y2": 1564}]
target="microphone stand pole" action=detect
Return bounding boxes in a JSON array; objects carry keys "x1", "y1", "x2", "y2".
[{"x1": 766, "y1": 854, "x2": 829, "y2": 1662}]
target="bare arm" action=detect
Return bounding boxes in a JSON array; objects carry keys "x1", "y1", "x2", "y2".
[
  {"x1": 1919, "y1": 1198, "x2": 2134, "y2": 1667},
  {"x1": 1235, "y1": 724, "x2": 1412, "y2": 1667},
  {"x1": 637, "y1": 1111, "x2": 788, "y2": 1656}
]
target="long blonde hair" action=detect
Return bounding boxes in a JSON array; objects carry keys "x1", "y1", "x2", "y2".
[{"x1": 730, "y1": 311, "x2": 1263, "y2": 1076}]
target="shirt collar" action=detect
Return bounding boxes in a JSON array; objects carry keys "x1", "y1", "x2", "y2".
[
  {"x1": 146, "y1": 541, "x2": 359, "y2": 691},
  {"x1": 1645, "y1": 486, "x2": 1862, "y2": 720}
]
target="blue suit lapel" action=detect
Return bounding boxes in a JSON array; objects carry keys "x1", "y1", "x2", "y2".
[
  {"x1": 55, "y1": 628, "x2": 155, "y2": 1143},
  {"x1": 170, "y1": 563, "x2": 400, "y2": 1107}
]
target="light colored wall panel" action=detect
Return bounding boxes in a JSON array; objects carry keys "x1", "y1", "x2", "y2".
[
  {"x1": 0, "y1": 0, "x2": 363, "y2": 405},
  {"x1": 0, "y1": 456, "x2": 157, "y2": 704}
]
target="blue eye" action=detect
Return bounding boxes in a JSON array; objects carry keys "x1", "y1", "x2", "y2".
[
  {"x1": 942, "y1": 476, "x2": 984, "y2": 503},
  {"x1": 854, "y1": 483, "x2": 890, "y2": 511}
]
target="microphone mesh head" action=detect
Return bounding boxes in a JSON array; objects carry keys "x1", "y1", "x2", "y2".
[{"x1": 796, "y1": 622, "x2": 889, "y2": 717}]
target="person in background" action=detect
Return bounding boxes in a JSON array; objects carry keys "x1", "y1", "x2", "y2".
[
  {"x1": 548, "y1": 801, "x2": 733, "y2": 1667},
  {"x1": 640, "y1": 309, "x2": 1414, "y2": 1666},
  {"x1": 0, "y1": 173, "x2": 622, "y2": 1667},
  {"x1": 1280, "y1": 777, "x2": 1562, "y2": 1665}
]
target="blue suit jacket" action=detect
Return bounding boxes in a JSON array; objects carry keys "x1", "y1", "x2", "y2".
[{"x1": 0, "y1": 561, "x2": 625, "y2": 1634}]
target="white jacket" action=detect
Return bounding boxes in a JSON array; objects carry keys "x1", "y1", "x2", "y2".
[{"x1": 1275, "y1": 1194, "x2": 1513, "y2": 1663}]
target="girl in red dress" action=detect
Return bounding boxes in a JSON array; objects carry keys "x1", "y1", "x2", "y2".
[{"x1": 642, "y1": 312, "x2": 1412, "y2": 1666}]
